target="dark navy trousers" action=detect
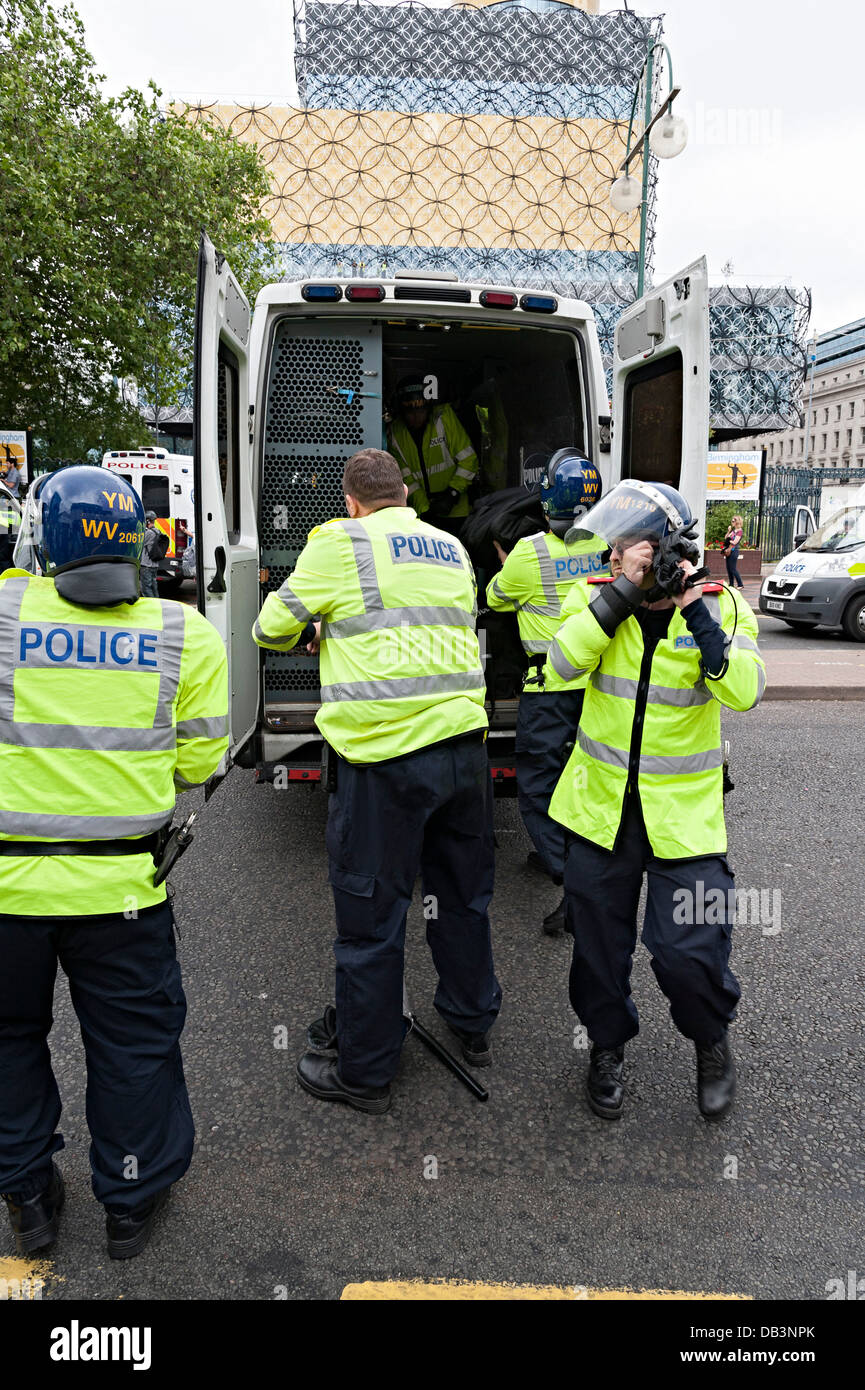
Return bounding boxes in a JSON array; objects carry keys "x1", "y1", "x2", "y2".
[
  {"x1": 0, "y1": 901, "x2": 193, "y2": 1212},
  {"x1": 515, "y1": 689, "x2": 584, "y2": 882},
  {"x1": 565, "y1": 796, "x2": 741, "y2": 1049},
  {"x1": 326, "y1": 733, "x2": 501, "y2": 1088}
]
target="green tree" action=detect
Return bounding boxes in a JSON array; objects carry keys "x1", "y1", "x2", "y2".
[{"x1": 0, "y1": 0, "x2": 278, "y2": 458}]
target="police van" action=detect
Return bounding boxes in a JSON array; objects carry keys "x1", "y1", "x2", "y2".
[
  {"x1": 759, "y1": 483, "x2": 865, "y2": 640},
  {"x1": 193, "y1": 233, "x2": 710, "y2": 782},
  {"x1": 101, "y1": 448, "x2": 194, "y2": 595}
]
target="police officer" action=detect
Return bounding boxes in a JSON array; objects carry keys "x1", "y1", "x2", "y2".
[
  {"x1": 0, "y1": 479, "x2": 20, "y2": 572},
  {"x1": 486, "y1": 452, "x2": 605, "y2": 935},
  {"x1": 0, "y1": 467, "x2": 228, "y2": 1258},
  {"x1": 253, "y1": 448, "x2": 500, "y2": 1113},
  {"x1": 544, "y1": 480, "x2": 766, "y2": 1121},
  {"x1": 140, "y1": 510, "x2": 161, "y2": 597},
  {"x1": 388, "y1": 375, "x2": 479, "y2": 537}
]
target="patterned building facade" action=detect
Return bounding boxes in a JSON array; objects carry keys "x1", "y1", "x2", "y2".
[{"x1": 176, "y1": 1, "x2": 810, "y2": 433}]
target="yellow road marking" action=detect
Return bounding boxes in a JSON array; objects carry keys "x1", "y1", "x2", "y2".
[
  {"x1": 342, "y1": 1280, "x2": 751, "y2": 1300},
  {"x1": 0, "y1": 1254, "x2": 60, "y2": 1299}
]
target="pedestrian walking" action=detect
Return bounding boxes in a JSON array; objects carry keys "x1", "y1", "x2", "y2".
[{"x1": 723, "y1": 515, "x2": 745, "y2": 589}]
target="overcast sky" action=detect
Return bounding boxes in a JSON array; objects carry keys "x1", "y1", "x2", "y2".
[{"x1": 66, "y1": 0, "x2": 864, "y2": 336}]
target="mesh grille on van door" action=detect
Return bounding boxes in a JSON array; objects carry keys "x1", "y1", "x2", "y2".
[{"x1": 261, "y1": 318, "x2": 383, "y2": 699}]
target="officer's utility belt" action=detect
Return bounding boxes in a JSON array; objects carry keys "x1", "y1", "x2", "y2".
[{"x1": 0, "y1": 833, "x2": 161, "y2": 858}]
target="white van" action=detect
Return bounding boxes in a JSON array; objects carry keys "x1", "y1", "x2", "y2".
[
  {"x1": 760, "y1": 484, "x2": 865, "y2": 640},
  {"x1": 192, "y1": 234, "x2": 711, "y2": 779},
  {"x1": 101, "y1": 448, "x2": 194, "y2": 595}
]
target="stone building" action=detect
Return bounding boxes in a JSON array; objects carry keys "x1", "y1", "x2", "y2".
[{"x1": 719, "y1": 318, "x2": 865, "y2": 470}]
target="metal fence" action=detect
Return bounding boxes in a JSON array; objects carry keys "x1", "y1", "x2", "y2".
[{"x1": 760, "y1": 465, "x2": 862, "y2": 562}]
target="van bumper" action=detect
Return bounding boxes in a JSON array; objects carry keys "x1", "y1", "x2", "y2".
[{"x1": 759, "y1": 577, "x2": 851, "y2": 626}]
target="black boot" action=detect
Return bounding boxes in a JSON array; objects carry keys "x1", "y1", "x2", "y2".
[
  {"x1": 307, "y1": 1004, "x2": 338, "y2": 1057},
  {"x1": 542, "y1": 896, "x2": 566, "y2": 936},
  {"x1": 586, "y1": 1045, "x2": 625, "y2": 1120},
  {"x1": 447, "y1": 1024, "x2": 492, "y2": 1068},
  {"x1": 105, "y1": 1187, "x2": 170, "y2": 1261},
  {"x1": 3, "y1": 1163, "x2": 64, "y2": 1254},
  {"x1": 296, "y1": 1052, "x2": 391, "y2": 1113},
  {"x1": 696, "y1": 1034, "x2": 736, "y2": 1119}
]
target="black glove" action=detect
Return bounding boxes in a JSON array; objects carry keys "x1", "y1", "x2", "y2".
[
  {"x1": 426, "y1": 487, "x2": 459, "y2": 518},
  {"x1": 588, "y1": 574, "x2": 646, "y2": 636}
]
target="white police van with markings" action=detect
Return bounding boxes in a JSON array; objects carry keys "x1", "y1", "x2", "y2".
[
  {"x1": 193, "y1": 233, "x2": 711, "y2": 784},
  {"x1": 760, "y1": 483, "x2": 865, "y2": 640},
  {"x1": 101, "y1": 448, "x2": 194, "y2": 595}
]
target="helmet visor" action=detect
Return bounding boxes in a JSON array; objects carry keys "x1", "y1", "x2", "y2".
[
  {"x1": 566, "y1": 479, "x2": 688, "y2": 549},
  {"x1": 12, "y1": 485, "x2": 44, "y2": 574}
]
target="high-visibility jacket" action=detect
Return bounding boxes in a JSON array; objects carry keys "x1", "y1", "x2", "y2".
[
  {"x1": 545, "y1": 580, "x2": 766, "y2": 859},
  {"x1": 485, "y1": 531, "x2": 608, "y2": 693},
  {"x1": 389, "y1": 404, "x2": 478, "y2": 518},
  {"x1": 0, "y1": 571, "x2": 228, "y2": 916},
  {"x1": 253, "y1": 506, "x2": 487, "y2": 763}
]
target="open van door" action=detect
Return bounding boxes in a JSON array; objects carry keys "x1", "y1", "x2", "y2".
[
  {"x1": 610, "y1": 256, "x2": 710, "y2": 535},
  {"x1": 793, "y1": 505, "x2": 816, "y2": 547},
  {"x1": 193, "y1": 231, "x2": 259, "y2": 758}
]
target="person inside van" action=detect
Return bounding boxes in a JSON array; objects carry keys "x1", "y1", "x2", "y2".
[{"x1": 387, "y1": 375, "x2": 479, "y2": 539}]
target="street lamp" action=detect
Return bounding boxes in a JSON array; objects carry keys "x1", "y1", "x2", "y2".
[
  {"x1": 611, "y1": 37, "x2": 688, "y2": 298},
  {"x1": 803, "y1": 337, "x2": 818, "y2": 468}
]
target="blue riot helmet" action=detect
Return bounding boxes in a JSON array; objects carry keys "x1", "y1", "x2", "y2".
[
  {"x1": 15, "y1": 466, "x2": 146, "y2": 607},
  {"x1": 540, "y1": 450, "x2": 603, "y2": 538},
  {"x1": 566, "y1": 478, "x2": 694, "y2": 548}
]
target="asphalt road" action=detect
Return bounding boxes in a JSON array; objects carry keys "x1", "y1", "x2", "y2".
[{"x1": 6, "y1": 703, "x2": 863, "y2": 1303}]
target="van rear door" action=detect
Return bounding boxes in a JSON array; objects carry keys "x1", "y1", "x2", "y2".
[
  {"x1": 611, "y1": 256, "x2": 710, "y2": 530},
  {"x1": 193, "y1": 231, "x2": 259, "y2": 756}
]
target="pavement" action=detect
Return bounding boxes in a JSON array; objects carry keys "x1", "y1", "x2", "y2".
[
  {"x1": 740, "y1": 570, "x2": 865, "y2": 701},
  {"x1": 3, "y1": 703, "x2": 863, "y2": 1303}
]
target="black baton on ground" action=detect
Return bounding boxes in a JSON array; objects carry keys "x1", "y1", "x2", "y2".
[{"x1": 403, "y1": 1004, "x2": 490, "y2": 1103}]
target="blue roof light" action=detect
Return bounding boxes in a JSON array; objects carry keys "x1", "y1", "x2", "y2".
[
  {"x1": 520, "y1": 294, "x2": 558, "y2": 314},
  {"x1": 301, "y1": 284, "x2": 343, "y2": 302}
]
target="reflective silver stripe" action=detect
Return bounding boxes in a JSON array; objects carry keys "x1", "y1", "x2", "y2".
[
  {"x1": 324, "y1": 606, "x2": 475, "y2": 639},
  {"x1": 548, "y1": 640, "x2": 589, "y2": 683},
  {"x1": 745, "y1": 664, "x2": 767, "y2": 710},
  {"x1": 427, "y1": 460, "x2": 453, "y2": 476},
  {"x1": 0, "y1": 577, "x2": 28, "y2": 719},
  {"x1": 0, "y1": 717, "x2": 175, "y2": 751},
  {"x1": 640, "y1": 746, "x2": 723, "y2": 775},
  {"x1": 253, "y1": 618, "x2": 296, "y2": 648},
  {"x1": 454, "y1": 466, "x2": 475, "y2": 481},
  {"x1": 176, "y1": 715, "x2": 229, "y2": 740},
  {"x1": 577, "y1": 726, "x2": 629, "y2": 769},
  {"x1": 320, "y1": 670, "x2": 485, "y2": 703},
  {"x1": 590, "y1": 670, "x2": 710, "y2": 707},
  {"x1": 530, "y1": 535, "x2": 561, "y2": 616},
  {"x1": 591, "y1": 670, "x2": 638, "y2": 700},
  {"x1": 174, "y1": 772, "x2": 197, "y2": 790},
  {"x1": 490, "y1": 576, "x2": 519, "y2": 609},
  {"x1": 0, "y1": 809, "x2": 172, "y2": 838},
  {"x1": 703, "y1": 594, "x2": 722, "y2": 624},
  {"x1": 455, "y1": 446, "x2": 475, "y2": 463},
  {"x1": 154, "y1": 601, "x2": 185, "y2": 731},
  {"x1": 275, "y1": 584, "x2": 313, "y2": 624},
  {"x1": 432, "y1": 413, "x2": 454, "y2": 468},
  {"x1": 337, "y1": 520, "x2": 383, "y2": 611},
  {"x1": 523, "y1": 639, "x2": 551, "y2": 654},
  {"x1": 732, "y1": 633, "x2": 760, "y2": 652}
]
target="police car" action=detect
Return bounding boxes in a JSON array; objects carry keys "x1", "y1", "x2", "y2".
[
  {"x1": 192, "y1": 235, "x2": 711, "y2": 782},
  {"x1": 759, "y1": 486, "x2": 865, "y2": 641}
]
